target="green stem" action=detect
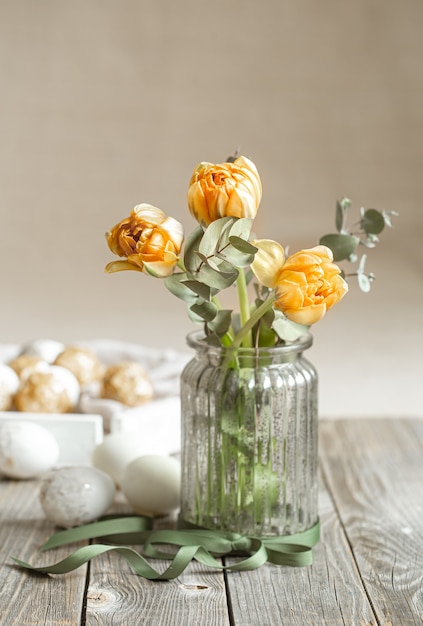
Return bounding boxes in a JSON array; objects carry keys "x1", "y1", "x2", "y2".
[
  {"x1": 231, "y1": 293, "x2": 276, "y2": 350},
  {"x1": 236, "y1": 269, "x2": 253, "y2": 348}
]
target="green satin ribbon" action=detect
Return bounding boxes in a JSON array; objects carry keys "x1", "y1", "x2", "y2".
[{"x1": 11, "y1": 516, "x2": 320, "y2": 581}]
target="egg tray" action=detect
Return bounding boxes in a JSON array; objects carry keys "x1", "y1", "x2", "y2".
[{"x1": 0, "y1": 411, "x2": 103, "y2": 467}]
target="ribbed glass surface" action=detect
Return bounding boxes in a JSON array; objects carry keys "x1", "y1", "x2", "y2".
[{"x1": 180, "y1": 332, "x2": 319, "y2": 536}]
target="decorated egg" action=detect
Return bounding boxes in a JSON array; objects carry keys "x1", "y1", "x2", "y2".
[
  {"x1": 22, "y1": 339, "x2": 66, "y2": 364},
  {"x1": 0, "y1": 363, "x2": 20, "y2": 411},
  {"x1": 14, "y1": 365, "x2": 80, "y2": 413},
  {"x1": 92, "y1": 431, "x2": 166, "y2": 487},
  {"x1": 39, "y1": 466, "x2": 116, "y2": 528},
  {"x1": 0, "y1": 421, "x2": 60, "y2": 478},
  {"x1": 101, "y1": 361, "x2": 154, "y2": 406},
  {"x1": 54, "y1": 346, "x2": 104, "y2": 386},
  {"x1": 8, "y1": 355, "x2": 49, "y2": 380},
  {"x1": 121, "y1": 455, "x2": 181, "y2": 516}
]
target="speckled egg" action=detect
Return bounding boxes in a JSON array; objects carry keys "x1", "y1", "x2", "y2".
[
  {"x1": 14, "y1": 365, "x2": 80, "y2": 413},
  {"x1": 54, "y1": 346, "x2": 104, "y2": 386},
  {"x1": 40, "y1": 466, "x2": 116, "y2": 528},
  {"x1": 8, "y1": 354, "x2": 50, "y2": 381},
  {"x1": 101, "y1": 361, "x2": 154, "y2": 406}
]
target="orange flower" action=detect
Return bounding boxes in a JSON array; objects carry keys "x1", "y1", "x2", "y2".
[
  {"x1": 187, "y1": 156, "x2": 262, "y2": 227},
  {"x1": 274, "y1": 246, "x2": 348, "y2": 325},
  {"x1": 105, "y1": 204, "x2": 184, "y2": 278}
]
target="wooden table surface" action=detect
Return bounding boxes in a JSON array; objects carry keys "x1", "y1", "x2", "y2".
[{"x1": 1, "y1": 417, "x2": 422, "y2": 625}]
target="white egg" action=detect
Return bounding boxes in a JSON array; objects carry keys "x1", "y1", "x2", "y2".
[
  {"x1": 121, "y1": 455, "x2": 181, "y2": 516},
  {"x1": 40, "y1": 466, "x2": 116, "y2": 528},
  {"x1": 23, "y1": 339, "x2": 66, "y2": 364},
  {"x1": 0, "y1": 363, "x2": 20, "y2": 410},
  {"x1": 0, "y1": 421, "x2": 60, "y2": 479},
  {"x1": 92, "y1": 432, "x2": 166, "y2": 487}
]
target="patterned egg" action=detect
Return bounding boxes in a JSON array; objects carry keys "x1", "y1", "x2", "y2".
[{"x1": 40, "y1": 466, "x2": 116, "y2": 528}]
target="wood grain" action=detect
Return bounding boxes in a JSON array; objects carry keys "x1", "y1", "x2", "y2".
[
  {"x1": 84, "y1": 498, "x2": 231, "y2": 625},
  {"x1": 319, "y1": 418, "x2": 423, "y2": 626},
  {"x1": 1, "y1": 418, "x2": 423, "y2": 625},
  {"x1": 0, "y1": 479, "x2": 88, "y2": 626},
  {"x1": 85, "y1": 554, "x2": 231, "y2": 626},
  {"x1": 225, "y1": 466, "x2": 377, "y2": 626}
]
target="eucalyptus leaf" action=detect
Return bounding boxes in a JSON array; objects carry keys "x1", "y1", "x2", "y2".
[
  {"x1": 182, "y1": 280, "x2": 211, "y2": 300},
  {"x1": 382, "y1": 209, "x2": 399, "y2": 228},
  {"x1": 361, "y1": 209, "x2": 385, "y2": 235},
  {"x1": 357, "y1": 273, "x2": 372, "y2": 293},
  {"x1": 218, "y1": 247, "x2": 255, "y2": 268},
  {"x1": 199, "y1": 217, "x2": 234, "y2": 258},
  {"x1": 186, "y1": 305, "x2": 204, "y2": 324},
  {"x1": 164, "y1": 274, "x2": 197, "y2": 303},
  {"x1": 336, "y1": 200, "x2": 347, "y2": 233},
  {"x1": 215, "y1": 258, "x2": 240, "y2": 275},
  {"x1": 216, "y1": 218, "x2": 237, "y2": 251},
  {"x1": 357, "y1": 254, "x2": 367, "y2": 274},
  {"x1": 207, "y1": 309, "x2": 232, "y2": 336},
  {"x1": 184, "y1": 226, "x2": 204, "y2": 273},
  {"x1": 190, "y1": 299, "x2": 218, "y2": 322},
  {"x1": 202, "y1": 333, "x2": 223, "y2": 347},
  {"x1": 228, "y1": 236, "x2": 258, "y2": 254},
  {"x1": 228, "y1": 218, "x2": 254, "y2": 241},
  {"x1": 195, "y1": 263, "x2": 239, "y2": 289},
  {"x1": 319, "y1": 233, "x2": 360, "y2": 261},
  {"x1": 272, "y1": 312, "x2": 309, "y2": 341}
]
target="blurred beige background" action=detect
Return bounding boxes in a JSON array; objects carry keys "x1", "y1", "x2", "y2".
[{"x1": 0, "y1": 0, "x2": 422, "y2": 417}]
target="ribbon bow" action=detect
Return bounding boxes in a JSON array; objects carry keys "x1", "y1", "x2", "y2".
[{"x1": 12, "y1": 515, "x2": 320, "y2": 581}]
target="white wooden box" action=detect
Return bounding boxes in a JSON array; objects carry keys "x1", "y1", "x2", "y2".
[{"x1": 0, "y1": 412, "x2": 104, "y2": 466}]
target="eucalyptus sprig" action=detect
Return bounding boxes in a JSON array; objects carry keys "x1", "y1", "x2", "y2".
[
  {"x1": 165, "y1": 217, "x2": 258, "y2": 345},
  {"x1": 319, "y1": 197, "x2": 398, "y2": 292}
]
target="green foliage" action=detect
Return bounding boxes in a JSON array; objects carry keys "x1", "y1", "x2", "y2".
[
  {"x1": 321, "y1": 198, "x2": 397, "y2": 292},
  {"x1": 165, "y1": 217, "x2": 259, "y2": 343},
  {"x1": 166, "y1": 196, "x2": 396, "y2": 345},
  {"x1": 361, "y1": 208, "x2": 385, "y2": 235},
  {"x1": 272, "y1": 311, "x2": 309, "y2": 341},
  {"x1": 319, "y1": 234, "x2": 360, "y2": 261}
]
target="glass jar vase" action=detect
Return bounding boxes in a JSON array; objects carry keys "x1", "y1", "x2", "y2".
[{"x1": 180, "y1": 331, "x2": 318, "y2": 537}]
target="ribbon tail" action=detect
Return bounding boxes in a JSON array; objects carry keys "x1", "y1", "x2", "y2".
[{"x1": 40, "y1": 516, "x2": 153, "y2": 551}]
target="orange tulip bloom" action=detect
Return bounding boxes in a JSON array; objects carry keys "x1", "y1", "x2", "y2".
[
  {"x1": 274, "y1": 245, "x2": 348, "y2": 325},
  {"x1": 105, "y1": 204, "x2": 184, "y2": 278},
  {"x1": 187, "y1": 156, "x2": 262, "y2": 227}
]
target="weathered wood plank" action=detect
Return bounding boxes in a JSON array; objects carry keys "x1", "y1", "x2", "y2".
[
  {"x1": 225, "y1": 465, "x2": 377, "y2": 625},
  {"x1": 0, "y1": 478, "x2": 87, "y2": 626},
  {"x1": 319, "y1": 417, "x2": 423, "y2": 626},
  {"x1": 85, "y1": 553, "x2": 231, "y2": 626},
  {"x1": 84, "y1": 501, "x2": 231, "y2": 625}
]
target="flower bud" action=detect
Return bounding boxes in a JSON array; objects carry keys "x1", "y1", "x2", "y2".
[
  {"x1": 188, "y1": 156, "x2": 262, "y2": 227},
  {"x1": 105, "y1": 204, "x2": 184, "y2": 278},
  {"x1": 251, "y1": 239, "x2": 285, "y2": 289},
  {"x1": 274, "y1": 245, "x2": 348, "y2": 325}
]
